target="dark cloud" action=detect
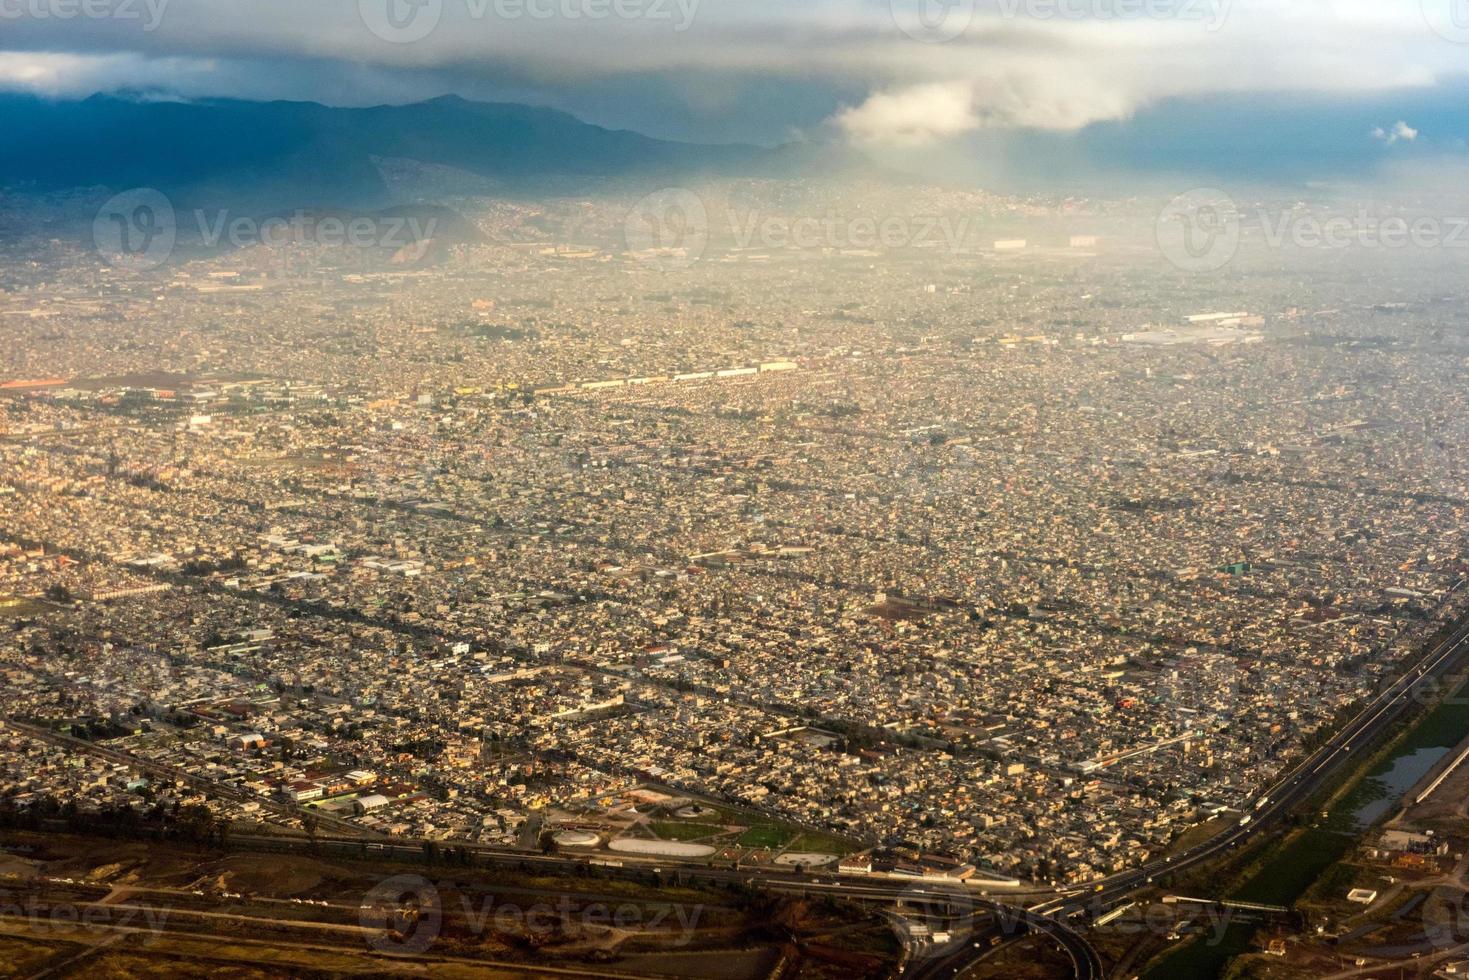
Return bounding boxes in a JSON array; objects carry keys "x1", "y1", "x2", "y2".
[{"x1": 1, "y1": 0, "x2": 1466, "y2": 179}]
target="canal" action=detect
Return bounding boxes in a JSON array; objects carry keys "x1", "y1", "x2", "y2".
[{"x1": 1141, "y1": 677, "x2": 1469, "y2": 979}]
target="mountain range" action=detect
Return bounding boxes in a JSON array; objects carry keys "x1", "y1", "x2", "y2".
[{"x1": 0, "y1": 93, "x2": 863, "y2": 212}]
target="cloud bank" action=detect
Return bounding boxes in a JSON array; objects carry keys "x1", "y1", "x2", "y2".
[{"x1": 0, "y1": 0, "x2": 1462, "y2": 152}]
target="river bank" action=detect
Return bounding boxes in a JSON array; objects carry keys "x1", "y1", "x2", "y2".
[{"x1": 1139, "y1": 665, "x2": 1469, "y2": 979}]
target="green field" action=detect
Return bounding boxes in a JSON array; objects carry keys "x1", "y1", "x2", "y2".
[
  {"x1": 788, "y1": 831, "x2": 855, "y2": 855},
  {"x1": 642, "y1": 790, "x2": 858, "y2": 855},
  {"x1": 737, "y1": 826, "x2": 795, "y2": 849},
  {"x1": 648, "y1": 821, "x2": 729, "y2": 842}
]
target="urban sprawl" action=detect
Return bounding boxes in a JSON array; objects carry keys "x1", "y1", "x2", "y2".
[{"x1": 3, "y1": 186, "x2": 1468, "y2": 890}]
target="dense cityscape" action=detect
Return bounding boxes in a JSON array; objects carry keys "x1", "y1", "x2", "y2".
[
  {"x1": 5, "y1": 191, "x2": 1469, "y2": 901},
  {"x1": 8, "y1": 2, "x2": 1469, "y2": 974}
]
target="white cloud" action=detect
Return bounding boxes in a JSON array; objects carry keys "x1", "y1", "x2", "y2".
[
  {"x1": 0, "y1": 51, "x2": 218, "y2": 96},
  {"x1": 1373, "y1": 120, "x2": 1420, "y2": 144},
  {"x1": 832, "y1": 65, "x2": 1151, "y2": 144},
  {"x1": 834, "y1": 82, "x2": 979, "y2": 146}
]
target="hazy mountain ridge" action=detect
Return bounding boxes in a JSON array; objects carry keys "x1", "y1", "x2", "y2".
[{"x1": 0, "y1": 93, "x2": 866, "y2": 213}]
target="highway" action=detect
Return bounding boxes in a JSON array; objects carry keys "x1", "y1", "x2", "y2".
[
  {"x1": 899, "y1": 898, "x2": 1105, "y2": 980},
  {"x1": 920, "y1": 593, "x2": 1469, "y2": 978},
  {"x1": 208, "y1": 832, "x2": 1109, "y2": 979},
  {"x1": 1035, "y1": 601, "x2": 1469, "y2": 928}
]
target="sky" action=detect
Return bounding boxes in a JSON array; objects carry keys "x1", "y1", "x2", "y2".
[{"x1": 2, "y1": 0, "x2": 1468, "y2": 187}]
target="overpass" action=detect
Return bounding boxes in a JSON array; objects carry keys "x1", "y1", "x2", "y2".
[{"x1": 1163, "y1": 895, "x2": 1289, "y2": 914}]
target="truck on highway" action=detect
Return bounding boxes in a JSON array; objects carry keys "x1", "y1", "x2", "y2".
[{"x1": 1239, "y1": 815, "x2": 1253, "y2": 827}]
